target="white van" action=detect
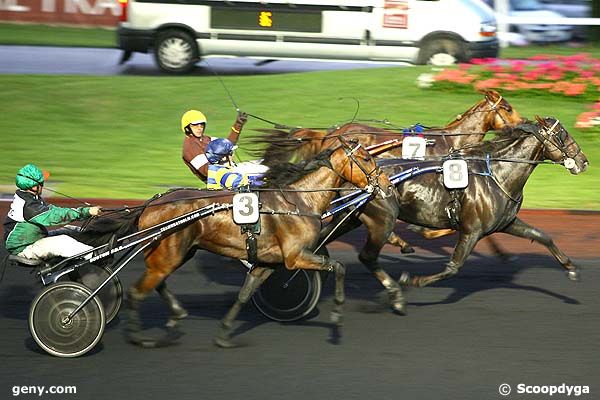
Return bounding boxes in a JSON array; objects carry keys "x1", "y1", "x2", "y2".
[{"x1": 117, "y1": 0, "x2": 499, "y2": 73}]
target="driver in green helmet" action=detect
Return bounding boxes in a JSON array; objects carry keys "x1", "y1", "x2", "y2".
[{"x1": 3, "y1": 163, "x2": 102, "y2": 261}]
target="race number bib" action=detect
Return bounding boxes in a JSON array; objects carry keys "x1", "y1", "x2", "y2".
[
  {"x1": 402, "y1": 136, "x2": 426, "y2": 160},
  {"x1": 232, "y1": 193, "x2": 259, "y2": 224},
  {"x1": 443, "y1": 159, "x2": 468, "y2": 189}
]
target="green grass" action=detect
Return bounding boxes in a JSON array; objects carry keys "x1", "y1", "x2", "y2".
[
  {"x1": 0, "y1": 68, "x2": 598, "y2": 209},
  {"x1": 0, "y1": 23, "x2": 116, "y2": 47}
]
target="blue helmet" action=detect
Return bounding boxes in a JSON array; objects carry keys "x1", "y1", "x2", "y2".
[{"x1": 206, "y1": 138, "x2": 235, "y2": 164}]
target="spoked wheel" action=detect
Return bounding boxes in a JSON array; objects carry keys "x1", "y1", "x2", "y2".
[
  {"x1": 29, "y1": 282, "x2": 105, "y2": 358},
  {"x1": 58, "y1": 264, "x2": 123, "y2": 324},
  {"x1": 252, "y1": 247, "x2": 328, "y2": 322}
]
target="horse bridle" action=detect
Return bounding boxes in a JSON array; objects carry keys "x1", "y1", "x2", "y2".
[
  {"x1": 532, "y1": 118, "x2": 582, "y2": 170},
  {"x1": 336, "y1": 136, "x2": 392, "y2": 199}
]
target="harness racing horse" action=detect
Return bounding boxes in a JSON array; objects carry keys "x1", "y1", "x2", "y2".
[
  {"x1": 123, "y1": 138, "x2": 393, "y2": 348},
  {"x1": 396, "y1": 117, "x2": 588, "y2": 288},
  {"x1": 254, "y1": 91, "x2": 522, "y2": 313}
]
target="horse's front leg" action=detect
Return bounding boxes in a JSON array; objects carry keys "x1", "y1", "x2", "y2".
[
  {"x1": 286, "y1": 249, "x2": 346, "y2": 329},
  {"x1": 358, "y1": 213, "x2": 407, "y2": 315},
  {"x1": 501, "y1": 217, "x2": 579, "y2": 281},
  {"x1": 214, "y1": 267, "x2": 273, "y2": 348},
  {"x1": 400, "y1": 231, "x2": 480, "y2": 287}
]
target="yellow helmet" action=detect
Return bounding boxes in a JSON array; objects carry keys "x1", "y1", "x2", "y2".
[{"x1": 181, "y1": 110, "x2": 207, "y2": 134}]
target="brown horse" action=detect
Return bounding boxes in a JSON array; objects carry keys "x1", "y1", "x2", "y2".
[
  {"x1": 123, "y1": 138, "x2": 393, "y2": 348},
  {"x1": 253, "y1": 91, "x2": 522, "y2": 313},
  {"x1": 394, "y1": 117, "x2": 589, "y2": 287}
]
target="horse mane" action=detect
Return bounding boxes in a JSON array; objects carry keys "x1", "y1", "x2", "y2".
[
  {"x1": 464, "y1": 120, "x2": 537, "y2": 155},
  {"x1": 261, "y1": 148, "x2": 335, "y2": 187},
  {"x1": 247, "y1": 128, "x2": 318, "y2": 167},
  {"x1": 444, "y1": 98, "x2": 485, "y2": 129}
]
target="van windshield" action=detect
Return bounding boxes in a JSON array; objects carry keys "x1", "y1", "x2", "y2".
[
  {"x1": 460, "y1": 0, "x2": 497, "y2": 18},
  {"x1": 510, "y1": 0, "x2": 543, "y2": 11}
]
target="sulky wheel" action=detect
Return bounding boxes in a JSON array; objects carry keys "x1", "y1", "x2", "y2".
[
  {"x1": 29, "y1": 282, "x2": 105, "y2": 358},
  {"x1": 59, "y1": 264, "x2": 123, "y2": 324},
  {"x1": 252, "y1": 247, "x2": 328, "y2": 322}
]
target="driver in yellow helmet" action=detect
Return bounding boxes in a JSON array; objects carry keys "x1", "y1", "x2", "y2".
[{"x1": 181, "y1": 110, "x2": 247, "y2": 182}]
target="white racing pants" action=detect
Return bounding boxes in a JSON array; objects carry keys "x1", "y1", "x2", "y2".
[{"x1": 18, "y1": 235, "x2": 94, "y2": 260}]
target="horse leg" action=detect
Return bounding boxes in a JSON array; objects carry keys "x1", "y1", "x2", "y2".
[
  {"x1": 387, "y1": 232, "x2": 415, "y2": 254},
  {"x1": 407, "y1": 224, "x2": 456, "y2": 239},
  {"x1": 214, "y1": 267, "x2": 273, "y2": 348},
  {"x1": 156, "y1": 280, "x2": 189, "y2": 327},
  {"x1": 400, "y1": 232, "x2": 480, "y2": 287},
  {"x1": 484, "y1": 236, "x2": 516, "y2": 263},
  {"x1": 357, "y1": 215, "x2": 406, "y2": 315},
  {"x1": 126, "y1": 269, "x2": 169, "y2": 347},
  {"x1": 127, "y1": 243, "x2": 188, "y2": 347},
  {"x1": 289, "y1": 249, "x2": 346, "y2": 328},
  {"x1": 501, "y1": 217, "x2": 579, "y2": 281}
]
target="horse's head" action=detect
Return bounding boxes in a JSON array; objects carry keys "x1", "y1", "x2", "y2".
[
  {"x1": 481, "y1": 90, "x2": 523, "y2": 130},
  {"x1": 331, "y1": 136, "x2": 394, "y2": 198},
  {"x1": 534, "y1": 116, "x2": 589, "y2": 175}
]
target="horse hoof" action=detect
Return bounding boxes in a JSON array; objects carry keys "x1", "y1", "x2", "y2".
[
  {"x1": 567, "y1": 269, "x2": 579, "y2": 281},
  {"x1": 398, "y1": 272, "x2": 411, "y2": 286},
  {"x1": 127, "y1": 332, "x2": 158, "y2": 348},
  {"x1": 166, "y1": 318, "x2": 179, "y2": 329},
  {"x1": 213, "y1": 336, "x2": 238, "y2": 349},
  {"x1": 401, "y1": 245, "x2": 415, "y2": 254},
  {"x1": 173, "y1": 308, "x2": 189, "y2": 320},
  {"x1": 391, "y1": 301, "x2": 406, "y2": 316}
]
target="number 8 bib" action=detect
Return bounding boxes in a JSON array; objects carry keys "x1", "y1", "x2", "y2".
[{"x1": 442, "y1": 159, "x2": 469, "y2": 189}]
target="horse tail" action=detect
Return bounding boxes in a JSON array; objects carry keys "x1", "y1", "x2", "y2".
[{"x1": 73, "y1": 207, "x2": 144, "y2": 247}]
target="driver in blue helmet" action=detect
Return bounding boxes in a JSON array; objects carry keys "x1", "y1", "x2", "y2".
[
  {"x1": 205, "y1": 138, "x2": 249, "y2": 189},
  {"x1": 3, "y1": 163, "x2": 101, "y2": 261},
  {"x1": 205, "y1": 139, "x2": 268, "y2": 189}
]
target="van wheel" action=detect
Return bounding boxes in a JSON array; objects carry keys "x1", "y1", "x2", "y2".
[
  {"x1": 154, "y1": 30, "x2": 198, "y2": 74},
  {"x1": 417, "y1": 38, "x2": 464, "y2": 66}
]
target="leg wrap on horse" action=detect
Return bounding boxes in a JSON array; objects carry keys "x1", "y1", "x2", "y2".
[
  {"x1": 156, "y1": 281, "x2": 188, "y2": 320},
  {"x1": 126, "y1": 287, "x2": 146, "y2": 333},
  {"x1": 444, "y1": 261, "x2": 460, "y2": 276}
]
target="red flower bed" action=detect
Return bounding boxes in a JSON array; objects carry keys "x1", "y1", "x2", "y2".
[{"x1": 423, "y1": 53, "x2": 600, "y2": 129}]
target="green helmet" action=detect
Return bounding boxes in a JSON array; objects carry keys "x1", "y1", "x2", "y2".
[{"x1": 16, "y1": 164, "x2": 44, "y2": 190}]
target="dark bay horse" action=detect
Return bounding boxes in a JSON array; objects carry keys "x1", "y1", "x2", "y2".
[
  {"x1": 120, "y1": 139, "x2": 393, "y2": 348},
  {"x1": 392, "y1": 116, "x2": 589, "y2": 287}
]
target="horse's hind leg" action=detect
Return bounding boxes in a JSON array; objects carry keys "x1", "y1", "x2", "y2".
[
  {"x1": 214, "y1": 267, "x2": 273, "y2": 348},
  {"x1": 387, "y1": 232, "x2": 415, "y2": 254},
  {"x1": 484, "y1": 236, "x2": 515, "y2": 263},
  {"x1": 501, "y1": 217, "x2": 579, "y2": 280},
  {"x1": 400, "y1": 232, "x2": 480, "y2": 287},
  {"x1": 156, "y1": 280, "x2": 188, "y2": 326},
  {"x1": 127, "y1": 243, "x2": 187, "y2": 347}
]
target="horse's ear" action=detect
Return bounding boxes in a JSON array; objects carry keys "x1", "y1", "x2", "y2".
[{"x1": 534, "y1": 115, "x2": 545, "y2": 125}]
